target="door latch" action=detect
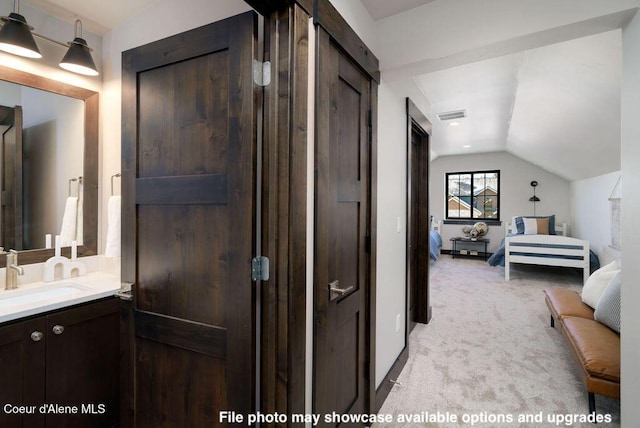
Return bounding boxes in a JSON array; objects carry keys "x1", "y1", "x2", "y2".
[{"x1": 114, "y1": 282, "x2": 134, "y2": 301}]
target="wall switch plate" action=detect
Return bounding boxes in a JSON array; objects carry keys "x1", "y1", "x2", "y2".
[
  {"x1": 395, "y1": 314, "x2": 401, "y2": 332},
  {"x1": 396, "y1": 217, "x2": 401, "y2": 233}
]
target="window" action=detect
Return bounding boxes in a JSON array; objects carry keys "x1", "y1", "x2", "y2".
[{"x1": 446, "y1": 170, "x2": 500, "y2": 220}]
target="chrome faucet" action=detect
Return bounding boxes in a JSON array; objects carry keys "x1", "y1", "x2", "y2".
[{"x1": 6, "y1": 249, "x2": 24, "y2": 290}]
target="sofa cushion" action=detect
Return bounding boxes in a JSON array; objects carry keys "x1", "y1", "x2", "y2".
[
  {"x1": 543, "y1": 288, "x2": 594, "y2": 320},
  {"x1": 562, "y1": 317, "x2": 620, "y2": 383},
  {"x1": 581, "y1": 261, "x2": 620, "y2": 309},
  {"x1": 594, "y1": 272, "x2": 621, "y2": 333}
]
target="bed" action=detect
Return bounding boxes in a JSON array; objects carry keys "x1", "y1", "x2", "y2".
[
  {"x1": 488, "y1": 216, "x2": 591, "y2": 283},
  {"x1": 430, "y1": 219, "x2": 442, "y2": 261}
]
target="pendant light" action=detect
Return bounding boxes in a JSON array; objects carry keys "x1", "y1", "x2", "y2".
[
  {"x1": 59, "y1": 19, "x2": 99, "y2": 76},
  {"x1": 528, "y1": 180, "x2": 540, "y2": 215},
  {"x1": 0, "y1": 0, "x2": 42, "y2": 58}
]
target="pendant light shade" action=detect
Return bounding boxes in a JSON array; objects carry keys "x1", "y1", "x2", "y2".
[
  {"x1": 0, "y1": 12, "x2": 42, "y2": 58},
  {"x1": 59, "y1": 20, "x2": 98, "y2": 76},
  {"x1": 1, "y1": 3, "x2": 97, "y2": 77}
]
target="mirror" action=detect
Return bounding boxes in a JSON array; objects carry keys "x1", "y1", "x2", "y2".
[{"x1": 0, "y1": 64, "x2": 98, "y2": 267}]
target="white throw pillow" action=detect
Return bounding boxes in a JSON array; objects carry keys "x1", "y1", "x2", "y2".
[
  {"x1": 594, "y1": 271, "x2": 621, "y2": 333},
  {"x1": 582, "y1": 261, "x2": 620, "y2": 309},
  {"x1": 523, "y1": 218, "x2": 538, "y2": 235}
]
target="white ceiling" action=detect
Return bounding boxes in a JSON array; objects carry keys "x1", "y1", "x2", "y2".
[
  {"x1": 359, "y1": 0, "x2": 436, "y2": 21},
  {"x1": 19, "y1": 0, "x2": 640, "y2": 181},
  {"x1": 415, "y1": 30, "x2": 622, "y2": 180},
  {"x1": 24, "y1": 0, "x2": 157, "y2": 34},
  {"x1": 365, "y1": 0, "x2": 637, "y2": 181}
]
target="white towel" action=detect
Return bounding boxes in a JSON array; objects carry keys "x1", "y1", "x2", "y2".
[
  {"x1": 76, "y1": 183, "x2": 83, "y2": 245},
  {"x1": 105, "y1": 195, "x2": 121, "y2": 258},
  {"x1": 60, "y1": 196, "x2": 78, "y2": 246}
]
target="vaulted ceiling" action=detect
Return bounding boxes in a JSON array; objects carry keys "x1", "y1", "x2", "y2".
[
  {"x1": 20, "y1": 0, "x2": 640, "y2": 181},
  {"x1": 365, "y1": 0, "x2": 638, "y2": 181}
]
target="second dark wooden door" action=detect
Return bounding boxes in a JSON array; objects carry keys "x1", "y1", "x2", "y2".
[
  {"x1": 121, "y1": 11, "x2": 258, "y2": 427},
  {"x1": 408, "y1": 121, "x2": 431, "y2": 329},
  {"x1": 314, "y1": 27, "x2": 372, "y2": 426}
]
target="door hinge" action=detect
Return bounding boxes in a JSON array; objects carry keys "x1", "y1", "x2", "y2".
[
  {"x1": 367, "y1": 109, "x2": 372, "y2": 128},
  {"x1": 252, "y1": 256, "x2": 270, "y2": 281},
  {"x1": 253, "y1": 60, "x2": 271, "y2": 87}
]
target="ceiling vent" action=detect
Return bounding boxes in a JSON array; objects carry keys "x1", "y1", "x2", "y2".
[{"x1": 437, "y1": 110, "x2": 466, "y2": 121}]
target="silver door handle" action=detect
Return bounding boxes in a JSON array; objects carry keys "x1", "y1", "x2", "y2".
[{"x1": 329, "y1": 280, "x2": 354, "y2": 296}]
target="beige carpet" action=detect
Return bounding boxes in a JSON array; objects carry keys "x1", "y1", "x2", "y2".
[{"x1": 375, "y1": 257, "x2": 620, "y2": 428}]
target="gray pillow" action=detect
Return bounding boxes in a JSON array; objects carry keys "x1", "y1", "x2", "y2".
[{"x1": 594, "y1": 271, "x2": 621, "y2": 333}]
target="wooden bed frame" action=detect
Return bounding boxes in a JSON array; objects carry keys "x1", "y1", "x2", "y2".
[{"x1": 504, "y1": 222, "x2": 590, "y2": 284}]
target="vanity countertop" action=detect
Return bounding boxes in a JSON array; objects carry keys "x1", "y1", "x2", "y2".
[{"x1": 0, "y1": 272, "x2": 120, "y2": 324}]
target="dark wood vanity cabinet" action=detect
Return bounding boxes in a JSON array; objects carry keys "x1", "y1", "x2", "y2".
[{"x1": 0, "y1": 298, "x2": 120, "y2": 428}]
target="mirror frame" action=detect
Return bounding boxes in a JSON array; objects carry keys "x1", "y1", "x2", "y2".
[{"x1": 0, "y1": 64, "x2": 98, "y2": 268}]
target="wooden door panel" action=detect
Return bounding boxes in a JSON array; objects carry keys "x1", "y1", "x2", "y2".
[
  {"x1": 335, "y1": 309, "x2": 359, "y2": 412},
  {"x1": 122, "y1": 11, "x2": 257, "y2": 426},
  {"x1": 136, "y1": 205, "x2": 227, "y2": 325},
  {"x1": 135, "y1": 338, "x2": 227, "y2": 426},
  {"x1": 315, "y1": 26, "x2": 371, "y2": 425},
  {"x1": 408, "y1": 116, "x2": 431, "y2": 328},
  {"x1": 138, "y1": 52, "x2": 229, "y2": 178}
]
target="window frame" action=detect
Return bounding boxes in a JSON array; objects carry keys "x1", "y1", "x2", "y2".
[{"x1": 445, "y1": 169, "x2": 501, "y2": 221}]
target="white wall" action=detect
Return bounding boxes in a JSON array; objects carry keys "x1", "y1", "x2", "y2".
[
  {"x1": 431, "y1": 151, "x2": 571, "y2": 252},
  {"x1": 570, "y1": 171, "x2": 621, "y2": 267},
  {"x1": 374, "y1": 82, "x2": 408, "y2": 386},
  {"x1": 328, "y1": 0, "x2": 377, "y2": 53},
  {"x1": 621, "y1": 9, "x2": 640, "y2": 425}
]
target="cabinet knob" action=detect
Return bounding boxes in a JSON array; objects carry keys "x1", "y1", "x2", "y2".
[
  {"x1": 31, "y1": 331, "x2": 44, "y2": 342},
  {"x1": 52, "y1": 325, "x2": 65, "y2": 335}
]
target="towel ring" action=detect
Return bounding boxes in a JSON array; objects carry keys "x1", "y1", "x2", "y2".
[
  {"x1": 111, "y1": 173, "x2": 121, "y2": 196},
  {"x1": 68, "y1": 177, "x2": 82, "y2": 197}
]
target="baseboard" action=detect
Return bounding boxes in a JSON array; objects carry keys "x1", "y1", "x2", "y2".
[{"x1": 375, "y1": 346, "x2": 409, "y2": 412}]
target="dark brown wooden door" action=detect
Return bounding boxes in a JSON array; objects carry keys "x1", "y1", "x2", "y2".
[
  {"x1": 121, "y1": 11, "x2": 258, "y2": 427},
  {"x1": 1, "y1": 105, "x2": 23, "y2": 250},
  {"x1": 408, "y1": 121, "x2": 431, "y2": 329},
  {"x1": 314, "y1": 27, "x2": 372, "y2": 425}
]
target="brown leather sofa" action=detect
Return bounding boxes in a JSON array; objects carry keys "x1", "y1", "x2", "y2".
[{"x1": 543, "y1": 288, "x2": 620, "y2": 414}]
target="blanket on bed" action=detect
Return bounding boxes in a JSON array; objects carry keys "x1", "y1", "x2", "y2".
[
  {"x1": 430, "y1": 230, "x2": 442, "y2": 261},
  {"x1": 487, "y1": 236, "x2": 601, "y2": 272}
]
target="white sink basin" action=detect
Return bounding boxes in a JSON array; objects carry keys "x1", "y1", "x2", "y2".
[{"x1": 0, "y1": 283, "x2": 90, "y2": 309}]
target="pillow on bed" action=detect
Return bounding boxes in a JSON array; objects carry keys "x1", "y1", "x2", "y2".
[
  {"x1": 581, "y1": 261, "x2": 620, "y2": 309},
  {"x1": 594, "y1": 271, "x2": 621, "y2": 333},
  {"x1": 523, "y1": 217, "x2": 549, "y2": 235},
  {"x1": 515, "y1": 215, "x2": 556, "y2": 235}
]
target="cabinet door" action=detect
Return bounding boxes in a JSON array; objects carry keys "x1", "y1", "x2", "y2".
[
  {"x1": 0, "y1": 317, "x2": 46, "y2": 428},
  {"x1": 45, "y1": 298, "x2": 119, "y2": 428}
]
